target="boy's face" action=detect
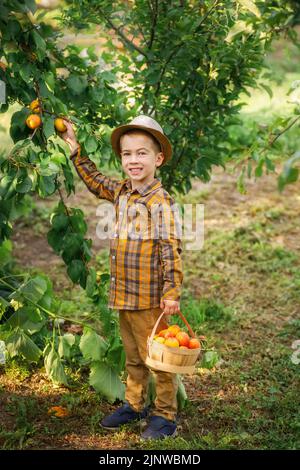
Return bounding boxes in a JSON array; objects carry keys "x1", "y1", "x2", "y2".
[{"x1": 120, "y1": 132, "x2": 164, "y2": 187}]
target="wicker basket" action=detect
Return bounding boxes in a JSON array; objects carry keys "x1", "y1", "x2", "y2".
[{"x1": 145, "y1": 309, "x2": 202, "y2": 374}]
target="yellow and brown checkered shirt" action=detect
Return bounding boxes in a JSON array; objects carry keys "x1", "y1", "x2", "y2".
[{"x1": 70, "y1": 147, "x2": 183, "y2": 310}]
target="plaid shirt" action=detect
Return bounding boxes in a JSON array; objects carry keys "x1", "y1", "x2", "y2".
[{"x1": 70, "y1": 147, "x2": 183, "y2": 310}]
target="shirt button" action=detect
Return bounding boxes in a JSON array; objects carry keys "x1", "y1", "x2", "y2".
[
  {"x1": 111, "y1": 277, "x2": 115, "y2": 282},
  {"x1": 112, "y1": 255, "x2": 116, "y2": 260}
]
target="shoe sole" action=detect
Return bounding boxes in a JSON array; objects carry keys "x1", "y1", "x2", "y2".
[
  {"x1": 140, "y1": 429, "x2": 177, "y2": 440},
  {"x1": 100, "y1": 417, "x2": 147, "y2": 432},
  {"x1": 100, "y1": 423, "x2": 122, "y2": 431}
]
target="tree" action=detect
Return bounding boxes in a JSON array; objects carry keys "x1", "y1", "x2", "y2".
[
  {"x1": 0, "y1": 0, "x2": 298, "y2": 399},
  {"x1": 62, "y1": 0, "x2": 299, "y2": 193}
]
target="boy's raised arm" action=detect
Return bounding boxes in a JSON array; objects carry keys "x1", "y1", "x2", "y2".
[
  {"x1": 58, "y1": 120, "x2": 121, "y2": 203},
  {"x1": 70, "y1": 146, "x2": 121, "y2": 203}
]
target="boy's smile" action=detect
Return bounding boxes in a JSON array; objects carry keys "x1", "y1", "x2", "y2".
[{"x1": 120, "y1": 131, "x2": 164, "y2": 190}]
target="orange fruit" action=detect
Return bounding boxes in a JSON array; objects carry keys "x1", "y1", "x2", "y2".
[
  {"x1": 54, "y1": 118, "x2": 67, "y2": 133},
  {"x1": 167, "y1": 325, "x2": 181, "y2": 337},
  {"x1": 188, "y1": 338, "x2": 201, "y2": 349},
  {"x1": 154, "y1": 337, "x2": 165, "y2": 344},
  {"x1": 29, "y1": 99, "x2": 41, "y2": 113},
  {"x1": 164, "y1": 330, "x2": 175, "y2": 339},
  {"x1": 26, "y1": 114, "x2": 41, "y2": 130},
  {"x1": 158, "y1": 329, "x2": 169, "y2": 338},
  {"x1": 176, "y1": 331, "x2": 190, "y2": 347},
  {"x1": 164, "y1": 338, "x2": 180, "y2": 348}
]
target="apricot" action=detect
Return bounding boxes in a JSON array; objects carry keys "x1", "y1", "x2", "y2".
[
  {"x1": 29, "y1": 99, "x2": 41, "y2": 113},
  {"x1": 167, "y1": 325, "x2": 181, "y2": 337},
  {"x1": 188, "y1": 338, "x2": 201, "y2": 349},
  {"x1": 26, "y1": 114, "x2": 41, "y2": 130},
  {"x1": 154, "y1": 337, "x2": 165, "y2": 344},
  {"x1": 176, "y1": 331, "x2": 190, "y2": 347},
  {"x1": 164, "y1": 337, "x2": 180, "y2": 348},
  {"x1": 158, "y1": 329, "x2": 169, "y2": 338},
  {"x1": 54, "y1": 117, "x2": 67, "y2": 133}
]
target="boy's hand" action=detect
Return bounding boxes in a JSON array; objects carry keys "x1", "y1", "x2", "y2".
[
  {"x1": 56, "y1": 119, "x2": 80, "y2": 154},
  {"x1": 160, "y1": 298, "x2": 180, "y2": 316}
]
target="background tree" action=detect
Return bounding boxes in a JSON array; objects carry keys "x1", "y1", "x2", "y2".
[{"x1": 62, "y1": 0, "x2": 299, "y2": 193}]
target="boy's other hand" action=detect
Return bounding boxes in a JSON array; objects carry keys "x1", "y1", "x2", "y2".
[
  {"x1": 56, "y1": 119, "x2": 80, "y2": 153},
  {"x1": 160, "y1": 298, "x2": 180, "y2": 316}
]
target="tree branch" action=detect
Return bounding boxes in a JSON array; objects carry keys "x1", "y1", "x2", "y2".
[
  {"x1": 148, "y1": 0, "x2": 158, "y2": 49},
  {"x1": 233, "y1": 114, "x2": 300, "y2": 172},
  {"x1": 97, "y1": 7, "x2": 148, "y2": 58},
  {"x1": 148, "y1": 0, "x2": 221, "y2": 114}
]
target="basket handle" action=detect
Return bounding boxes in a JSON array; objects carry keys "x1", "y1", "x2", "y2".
[{"x1": 149, "y1": 309, "x2": 196, "y2": 345}]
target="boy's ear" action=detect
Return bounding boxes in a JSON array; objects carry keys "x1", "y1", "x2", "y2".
[{"x1": 156, "y1": 152, "x2": 164, "y2": 168}]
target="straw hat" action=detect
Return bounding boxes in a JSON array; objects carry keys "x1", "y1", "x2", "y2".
[{"x1": 111, "y1": 115, "x2": 172, "y2": 165}]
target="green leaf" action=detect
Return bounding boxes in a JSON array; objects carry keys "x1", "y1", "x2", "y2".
[
  {"x1": 0, "y1": 240, "x2": 12, "y2": 268},
  {"x1": 278, "y1": 167, "x2": 299, "y2": 192},
  {"x1": 237, "y1": 166, "x2": 246, "y2": 194},
  {"x1": 89, "y1": 361, "x2": 125, "y2": 403},
  {"x1": 44, "y1": 343, "x2": 68, "y2": 386},
  {"x1": 42, "y1": 115, "x2": 55, "y2": 139},
  {"x1": 51, "y1": 153, "x2": 66, "y2": 165},
  {"x1": 19, "y1": 63, "x2": 33, "y2": 83},
  {"x1": 44, "y1": 71, "x2": 55, "y2": 92},
  {"x1": 32, "y1": 30, "x2": 46, "y2": 53},
  {"x1": 86, "y1": 267, "x2": 97, "y2": 298},
  {"x1": 66, "y1": 75, "x2": 88, "y2": 95},
  {"x1": 37, "y1": 174, "x2": 56, "y2": 197},
  {"x1": 51, "y1": 212, "x2": 69, "y2": 231},
  {"x1": 201, "y1": 350, "x2": 219, "y2": 369},
  {"x1": 16, "y1": 175, "x2": 32, "y2": 193},
  {"x1": 260, "y1": 83, "x2": 273, "y2": 99},
  {"x1": 25, "y1": 0, "x2": 37, "y2": 14},
  {"x1": 67, "y1": 259, "x2": 86, "y2": 284},
  {"x1": 177, "y1": 376, "x2": 188, "y2": 411},
  {"x1": 58, "y1": 333, "x2": 76, "y2": 359},
  {"x1": 61, "y1": 233, "x2": 82, "y2": 264},
  {"x1": 84, "y1": 135, "x2": 98, "y2": 153},
  {"x1": 9, "y1": 276, "x2": 48, "y2": 305},
  {"x1": 106, "y1": 335, "x2": 125, "y2": 374},
  {"x1": 225, "y1": 20, "x2": 253, "y2": 43},
  {"x1": 6, "y1": 328, "x2": 42, "y2": 362},
  {"x1": 79, "y1": 328, "x2": 108, "y2": 362},
  {"x1": 6, "y1": 306, "x2": 45, "y2": 335},
  {"x1": 0, "y1": 175, "x2": 16, "y2": 199},
  {"x1": 237, "y1": 0, "x2": 261, "y2": 18},
  {"x1": 47, "y1": 228, "x2": 64, "y2": 254}
]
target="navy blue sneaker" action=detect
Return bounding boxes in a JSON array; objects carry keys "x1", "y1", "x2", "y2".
[
  {"x1": 140, "y1": 415, "x2": 177, "y2": 440},
  {"x1": 100, "y1": 403, "x2": 150, "y2": 431}
]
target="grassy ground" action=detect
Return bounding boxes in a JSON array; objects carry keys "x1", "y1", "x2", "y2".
[{"x1": 0, "y1": 162, "x2": 299, "y2": 450}]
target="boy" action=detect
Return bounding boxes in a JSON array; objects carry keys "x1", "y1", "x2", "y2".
[{"x1": 59, "y1": 115, "x2": 183, "y2": 439}]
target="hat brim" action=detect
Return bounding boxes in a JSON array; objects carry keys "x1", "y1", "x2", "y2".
[{"x1": 111, "y1": 124, "x2": 172, "y2": 166}]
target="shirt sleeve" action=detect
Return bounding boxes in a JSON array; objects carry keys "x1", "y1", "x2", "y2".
[
  {"x1": 70, "y1": 145, "x2": 122, "y2": 203},
  {"x1": 157, "y1": 195, "x2": 183, "y2": 302}
]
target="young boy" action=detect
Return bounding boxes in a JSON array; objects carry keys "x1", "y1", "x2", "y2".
[{"x1": 59, "y1": 115, "x2": 183, "y2": 439}]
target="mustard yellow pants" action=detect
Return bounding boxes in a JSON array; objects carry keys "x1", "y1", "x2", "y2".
[{"x1": 118, "y1": 306, "x2": 178, "y2": 422}]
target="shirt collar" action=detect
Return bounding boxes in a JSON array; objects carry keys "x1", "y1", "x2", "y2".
[{"x1": 124, "y1": 177, "x2": 162, "y2": 196}]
